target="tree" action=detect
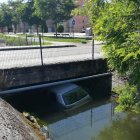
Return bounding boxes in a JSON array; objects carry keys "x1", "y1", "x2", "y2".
[
  {"x1": 18, "y1": 0, "x2": 42, "y2": 34},
  {"x1": 80, "y1": 0, "x2": 140, "y2": 84},
  {"x1": 73, "y1": 0, "x2": 106, "y2": 58},
  {"x1": 0, "y1": 3, "x2": 13, "y2": 33},
  {"x1": 95, "y1": 0, "x2": 140, "y2": 85},
  {"x1": 75, "y1": 0, "x2": 140, "y2": 112},
  {"x1": 34, "y1": 0, "x2": 76, "y2": 37},
  {"x1": 0, "y1": 11, "x2": 5, "y2": 30},
  {"x1": 8, "y1": 0, "x2": 23, "y2": 33}
]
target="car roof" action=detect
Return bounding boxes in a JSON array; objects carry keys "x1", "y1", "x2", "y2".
[{"x1": 48, "y1": 83, "x2": 78, "y2": 95}]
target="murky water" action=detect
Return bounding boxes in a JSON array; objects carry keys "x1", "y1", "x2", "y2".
[
  {"x1": 47, "y1": 102, "x2": 115, "y2": 140},
  {"x1": 2, "y1": 87, "x2": 140, "y2": 140},
  {"x1": 97, "y1": 112, "x2": 140, "y2": 140},
  {"x1": 47, "y1": 102, "x2": 140, "y2": 140}
]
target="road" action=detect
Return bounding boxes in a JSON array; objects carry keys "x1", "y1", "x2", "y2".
[{"x1": 0, "y1": 41, "x2": 103, "y2": 69}]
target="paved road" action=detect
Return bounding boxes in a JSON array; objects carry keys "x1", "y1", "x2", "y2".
[{"x1": 0, "y1": 41, "x2": 103, "y2": 69}]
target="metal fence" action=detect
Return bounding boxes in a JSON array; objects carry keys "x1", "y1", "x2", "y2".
[
  {"x1": 0, "y1": 39, "x2": 95, "y2": 69},
  {"x1": 0, "y1": 47, "x2": 93, "y2": 68}
]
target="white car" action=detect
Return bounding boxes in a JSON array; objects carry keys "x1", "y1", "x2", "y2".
[{"x1": 48, "y1": 83, "x2": 92, "y2": 109}]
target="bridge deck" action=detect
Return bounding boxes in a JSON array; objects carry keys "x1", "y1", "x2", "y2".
[{"x1": 0, "y1": 46, "x2": 102, "y2": 69}]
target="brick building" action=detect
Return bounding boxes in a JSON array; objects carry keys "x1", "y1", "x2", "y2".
[
  {"x1": 1, "y1": 0, "x2": 90, "y2": 33},
  {"x1": 46, "y1": 0, "x2": 90, "y2": 33},
  {"x1": 70, "y1": 0, "x2": 90, "y2": 32}
]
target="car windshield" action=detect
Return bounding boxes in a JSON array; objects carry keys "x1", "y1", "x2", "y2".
[{"x1": 62, "y1": 88, "x2": 88, "y2": 105}]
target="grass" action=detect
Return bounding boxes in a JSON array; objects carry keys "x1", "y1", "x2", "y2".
[
  {"x1": 18, "y1": 33, "x2": 90, "y2": 43},
  {"x1": 0, "y1": 33, "x2": 52, "y2": 46},
  {"x1": 0, "y1": 33, "x2": 90, "y2": 45},
  {"x1": 43, "y1": 36, "x2": 88, "y2": 43}
]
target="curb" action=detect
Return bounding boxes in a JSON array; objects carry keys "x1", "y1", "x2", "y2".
[{"x1": 0, "y1": 45, "x2": 77, "y2": 51}]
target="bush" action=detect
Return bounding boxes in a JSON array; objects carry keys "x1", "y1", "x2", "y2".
[
  {"x1": 57, "y1": 25, "x2": 64, "y2": 33},
  {"x1": 114, "y1": 84, "x2": 140, "y2": 112},
  {"x1": 43, "y1": 25, "x2": 48, "y2": 33}
]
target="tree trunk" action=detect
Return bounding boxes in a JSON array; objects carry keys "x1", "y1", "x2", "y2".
[
  {"x1": 42, "y1": 25, "x2": 43, "y2": 36},
  {"x1": 14, "y1": 24, "x2": 17, "y2": 34},
  {"x1": 55, "y1": 23, "x2": 58, "y2": 37},
  {"x1": 42, "y1": 25, "x2": 44, "y2": 44},
  {"x1": 23, "y1": 22, "x2": 26, "y2": 34},
  {"x1": 36, "y1": 25, "x2": 39, "y2": 35},
  {"x1": 7, "y1": 26, "x2": 9, "y2": 34}
]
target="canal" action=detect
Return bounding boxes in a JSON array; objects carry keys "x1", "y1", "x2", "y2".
[{"x1": 2, "y1": 83, "x2": 140, "y2": 140}]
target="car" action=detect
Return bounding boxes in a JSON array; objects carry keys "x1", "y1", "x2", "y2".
[
  {"x1": 81, "y1": 28, "x2": 86, "y2": 33},
  {"x1": 48, "y1": 83, "x2": 92, "y2": 109}
]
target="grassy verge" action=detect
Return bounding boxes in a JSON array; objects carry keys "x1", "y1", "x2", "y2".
[
  {"x1": 43, "y1": 36, "x2": 88, "y2": 43},
  {"x1": 18, "y1": 33, "x2": 89, "y2": 43},
  {"x1": 0, "y1": 33, "x2": 52, "y2": 46}
]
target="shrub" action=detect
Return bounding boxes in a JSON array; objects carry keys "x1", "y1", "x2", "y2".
[
  {"x1": 57, "y1": 25, "x2": 64, "y2": 33},
  {"x1": 43, "y1": 25, "x2": 48, "y2": 33},
  {"x1": 114, "y1": 84, "x2": 140, "y2": 112}
]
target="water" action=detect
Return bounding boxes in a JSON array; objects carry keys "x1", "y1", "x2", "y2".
[
  {"x1": 97, "y1": 112, "x2": 140, "y2": 140},
  {"x1": 2, "y1": 88, "x2": 140, "y2": 140},
  {"x1": 47, "y1": 102, "x2": 115, "y2": 140},
  {"x1": 47, "y1": 102, "x2": 140, "y2": 140}
]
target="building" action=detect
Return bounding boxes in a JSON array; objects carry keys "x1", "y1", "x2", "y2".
[
  {"x1": 46, "y1": 0, "x2": 90, "y2": 33},
  {"x1": 69, "y1": 0, "x2": 90, "y2": 33},
  {"x1": 0, "y1": 0, "x2": 90, "y2": 33}
]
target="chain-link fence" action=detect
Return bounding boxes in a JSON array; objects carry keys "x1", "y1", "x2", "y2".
[
  {"x1": 0, "y1": 34, "x2": 45, "y2": 47},
  {"x1": 0, "y1": 45, "x2": 95, "y2": 69}
]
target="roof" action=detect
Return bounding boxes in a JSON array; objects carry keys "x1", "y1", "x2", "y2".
[{"x1": 48, "y1": 83, "x2": 78, "y2": 95}]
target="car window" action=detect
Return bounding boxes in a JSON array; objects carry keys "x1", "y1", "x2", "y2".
[{"x1": 62, "y1": 88, "x2": 88, "y2": 105}]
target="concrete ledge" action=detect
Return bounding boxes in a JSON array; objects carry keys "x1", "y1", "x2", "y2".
[{"x1": 0, "y1": 59, "x2": 107, "y2": 89}]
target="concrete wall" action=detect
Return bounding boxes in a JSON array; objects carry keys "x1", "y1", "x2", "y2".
[
  {"x1": 76, "y1": 74, "x2": 112, "y2": 99},
  {"x1": 0, "y1": 59, "x2": 107, "y2": 89}
]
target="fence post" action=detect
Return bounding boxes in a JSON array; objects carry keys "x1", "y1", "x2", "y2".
[
  {"x1": 26, "y1": 34, "x2": 28, "y2": 45},
  {"x1": 39, "y1": 34, "x2": 43, "y2": 66},
  {"x1": 34, "y1": 35, "x2": 35, "y2": 45},
  {"x1": 92, "y1": 33, "x2": 94, "y2": 59}
]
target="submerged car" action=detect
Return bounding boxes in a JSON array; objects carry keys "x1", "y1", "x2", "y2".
[{"x1": 48, "y1": 83, "x2": 92, "y2": 109}]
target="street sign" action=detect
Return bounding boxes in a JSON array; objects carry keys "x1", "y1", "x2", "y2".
[{"x1": 72, "y1": 19, "x2": 75, "y2": 26}]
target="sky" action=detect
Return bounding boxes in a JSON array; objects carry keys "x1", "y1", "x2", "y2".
[{"x1": 0, "y1": 0, "x2": 8, "y2": 4}]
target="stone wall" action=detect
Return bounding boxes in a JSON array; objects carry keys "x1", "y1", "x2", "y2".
[{"x1": 0, "y1": 98, "x2": 39, "y2": 140}]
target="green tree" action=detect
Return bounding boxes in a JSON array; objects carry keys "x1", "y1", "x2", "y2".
[
  {"x1": 93, "y1": 0, "x2": 140, "y2": 85},
  {"x1": 8, "y1": 0, "x2": 23, "y2": 33},
  {"x1": 76, "y1": 0, "x2": 140, "y2": 85},
  {"x1": 34, "y1": 0, "x2": 76, "y2": 37},
  {"x1": 0, "y1": 3, "x2": 12, "y2": 33},
  {"x1": 18, "y1": 0, "x2": 43, "y2": 34},
  {"x1": 76, "y1": 0, "x2": 140, "y2": 112}
]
